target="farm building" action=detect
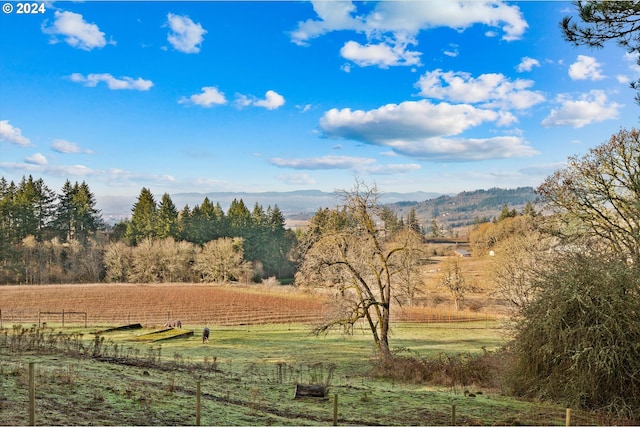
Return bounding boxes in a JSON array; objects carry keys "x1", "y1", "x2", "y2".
[{"x1": 454, "y1": 249, "x2": 471, "y2": 257}]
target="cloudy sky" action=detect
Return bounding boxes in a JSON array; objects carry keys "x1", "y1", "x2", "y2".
[{"x1": 1, "y1": 0, "x2": 638, "y2": 205}]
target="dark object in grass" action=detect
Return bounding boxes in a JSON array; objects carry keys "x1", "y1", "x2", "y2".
[
  {"x1": 293, "y1": 384, "x2": 327, "y2": 399},
  {"x1": 93, "y1": 324, "x2": 143, "y2": 334}
]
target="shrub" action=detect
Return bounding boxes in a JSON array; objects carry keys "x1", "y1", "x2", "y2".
[
  {"x1": 372, "y1": 348, "x2": 508, "y2": 390},
  {"x1": 508, "y1": 252, "x2": 640, "y2": 419}
]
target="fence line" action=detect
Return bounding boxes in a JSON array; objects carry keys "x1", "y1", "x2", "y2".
[
  {"x1": 10, "y1": 360, "x2": 633, "y2": 426},
  {"x1": 0, "y1": 306, "x2": 499, "y2": 328}
]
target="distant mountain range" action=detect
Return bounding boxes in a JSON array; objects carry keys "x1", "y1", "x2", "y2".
[
  {"x1": 98, "y1": 187, "x2": 538, "y2": 229},
  {"x1": 98, "y1": 189, "x2": 442, "y2": 225},
  {"x1": 168, "y1": 189, "x2": 442, "y2": 215}
]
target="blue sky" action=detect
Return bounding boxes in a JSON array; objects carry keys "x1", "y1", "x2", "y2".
[{"x1": 1, "y1": 0, "x2": 638, "y2": 210}]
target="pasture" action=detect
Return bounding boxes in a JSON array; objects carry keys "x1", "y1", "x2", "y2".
[{"x1": 0, "y1": 284, "x2": 632, "y2": 425}]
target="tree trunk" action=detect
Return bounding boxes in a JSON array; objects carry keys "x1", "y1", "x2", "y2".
[{"x1": 379, "y1": 305, "x2": 391, "y2": 359}]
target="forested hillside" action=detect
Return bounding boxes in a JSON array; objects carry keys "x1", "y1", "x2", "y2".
[{"x1": 390, "y1": 187, "x2": 538, "y2": 232}]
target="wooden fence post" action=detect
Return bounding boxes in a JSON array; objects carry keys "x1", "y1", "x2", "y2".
[
  {"x1": 196, "y1": 381, "x2": 201, "y2": 426},
  {"x1": 451, "y1": 404, "x2": 456, "y2": 426},
  {"x1": 332, "y1": 393, "x2": 338, "y2": 426},
  {"x1": 565, "y1": 408, "x2": 571, "y2": 426},
  {"x1": 29, "y1": 362, "x2": 35, "y2": 426}
]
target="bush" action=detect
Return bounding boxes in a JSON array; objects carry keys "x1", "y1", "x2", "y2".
[
  {"x1": 508, "y1": 252, "x2": 640, "y2": 419},
  {"x1": 372, "y1": 348, "x2": 508, "y2": 390}
]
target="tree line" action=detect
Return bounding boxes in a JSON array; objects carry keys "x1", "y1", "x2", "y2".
[{"x1": 0, "y1": 178, "x2": 296, "y2": 284}]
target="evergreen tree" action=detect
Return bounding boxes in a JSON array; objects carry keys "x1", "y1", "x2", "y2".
[
  {"x1": 247, "y1": 202, "x2": 268, "y2": 267},
  {"x1": 13, "y1": 175, "x2": 56, "y2": 242},
  {"x1": 561, "y1": 1, "x2": 640, "y2": 103},
  {"x1": 199, "y1": 197, "x2": 219, "y2": 242},
  {"x1": 54, "y1": 180, "x2": 75, "y2": 242},
  {"x1": 71, "y1": 181, "x2": 102, "y2": 243},
  {"x1": 227, "y1": 198, "x2": 251, "y2": 237},
  {"x1": 211, "y1": 201, "x2": 227, "y2": 239},
  {"x1": 521, "y1": 201, "x2": 537, "y2": 218},
  {"x1": 156, "y1": 193, "x2": 178, "y2": 239},
  {"x1": 54, "y1": 180, "x2": 102, "y2": 243},
  {"x1": 265, "y1": 205, "x2": 296, "y2": 278},
  {"x1": 176, "y1": 205, "x2": 192, "y2": 241},
  {"x1": 379, "y1": 206, "x2": 401, "y2": 234},
  {"x1": 497, "y1": 203, "x2": 517, "y2": 222},
  {"x1": 125, "y1": 187, "x2": 157, "y2": 245},
  {"x1": 0, "y1": 178, "x2": 17, "y2": 245},
  {"x1": 429, "y1": 218, "x2": 440, "y2": 238},
  {"x1": 406, "y1": 207, "x2": 422, "y2": 234}
]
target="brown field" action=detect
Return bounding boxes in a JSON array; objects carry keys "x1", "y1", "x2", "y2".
[
  {"x1": 0, "y1": 283, "x2": 330, "y2": 327},
  {"x1": 0, "y1": 279, "x2": 496, "y2": 328}
]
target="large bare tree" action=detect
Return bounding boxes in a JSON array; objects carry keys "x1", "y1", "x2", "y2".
[
  {"x1": 295, "y1": 180, "x2": 424, "y2": 359},
  {"x1": 537, "y1": 128, "x2": 640, "y2": 263}
]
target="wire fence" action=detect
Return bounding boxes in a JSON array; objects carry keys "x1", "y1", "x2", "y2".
[{"x1": 0, "y1": 306, "x2": 501, "y2": 329}]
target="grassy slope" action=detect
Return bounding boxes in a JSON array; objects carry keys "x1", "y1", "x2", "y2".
[{"x1": 0, "y1": 322, "x2": 623, "y2": 426}]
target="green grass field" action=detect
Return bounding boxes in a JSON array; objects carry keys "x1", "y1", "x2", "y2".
[{"x1": 0, "y1": 321, "x2": 626, "y2": 426}]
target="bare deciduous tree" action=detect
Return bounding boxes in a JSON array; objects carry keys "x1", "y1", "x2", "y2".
[
  {"x1": 537, "y1": 128, "x2": 640, "y2": 263},
  {"x1": 490, "y1": 229, "x2": 555, "y2": 314},
  {"x1": 295, "y1": 180, "x2": 424, "y2": 359},
  {"x1": 437, "y1": 257, "x2": 473, "y2": 311},
  {"x1": 195, "y1": 237, "x2": 251, "y2": 282}
]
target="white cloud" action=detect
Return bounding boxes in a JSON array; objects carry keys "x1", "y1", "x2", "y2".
[
  {"x1": 51, "y1": 139, "x2": 93, "y2": 154},
  {"x1": 0, "y1": 120, "x2": 31, "y2": 146},
  {"x1": 179, "y1": 87, "x2": 227, "y2": 107},
  {"x1": 104, "y1": 168, "x2": 174, "y2": 184},
  {"x1": 25, "y1": 153, "x2": 47, "y2": 165},
  {"x1": 70, "y1": 73, "x2": 153, "y2": 91},
  {"x1": 296, "y1": 104, "x2": 312, "y2": 113},
  {"x1": 0, "y1": 162, "x2": 40, "y2": 174},
  {"x1": 322, "y1": 101, "x2": 501, "y2": 140},
  {"x1": 416, "y1": 69, "x2": 545, "y2": 110},
  {"x1": 276, "y1": 172, "x2": 317, "y2": 186},
  {"x1": 387, "y1": 135, "x2": 537, "y2": 161},
  {"x1": 254, "y1": 90, "x2": 285, "y2": 110},
  {"x1": 290, "y1": 1, "x2": 363, "y2": 46},
  {"x1": 517, "y1": 56, "x2": 540, "y2": 72},
  {"x1": 269, "y1": 155, "x2": 375, "y2": 170},
  {"x1": 624, "y1": 52, "x2": 640, "y2": 73},
  {"x1": 541, "y1": 90, "x2": 621, "y2": 128},
  {"x1": 42, "y1": 11, "x2": 110, "y2": 51},
  {"x1": 340, "y1": 39, "x2": 421, "y2": 68},
  {"x1": 319, "y1": 100, "x2": 537, "y2": 161},
  {"x1": 618, "y1": 52, "x2": 640, "y2": 84},
  {"x1": 269, "y1": 155, "x2": 420, "y2": 176},
  {"x1": 363, "y1": 163, "x2": 421, "y2": 175},
  {"x1": 235, "y1": 90, "x2": 285, "y2": 110},
  {"x1": 443, "y1": 44, "x2": 459, "y2": 58},
  {"x1": 568, "y1": 55, "x2": 605, "y2": 80},
  {"x1": 519, "y1": 162, "x2": 566, "y2": 177},
  {"x1": 291, "y1": 1, "x2": 527, "y2": 69},
  {"x1": 617, "y1": 75, "x2": 631, "y2": 84},
  {"x1": 166, "y1": 13, "x2": 206, "y2": 54},
  {"x1": 0, "y1": 162, "x2": 93, "y2": 177}
]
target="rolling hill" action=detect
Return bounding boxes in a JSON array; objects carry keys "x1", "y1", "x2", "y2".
[{"x1": 389, "y1": 187, "x2": 539, "y2": 232}]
